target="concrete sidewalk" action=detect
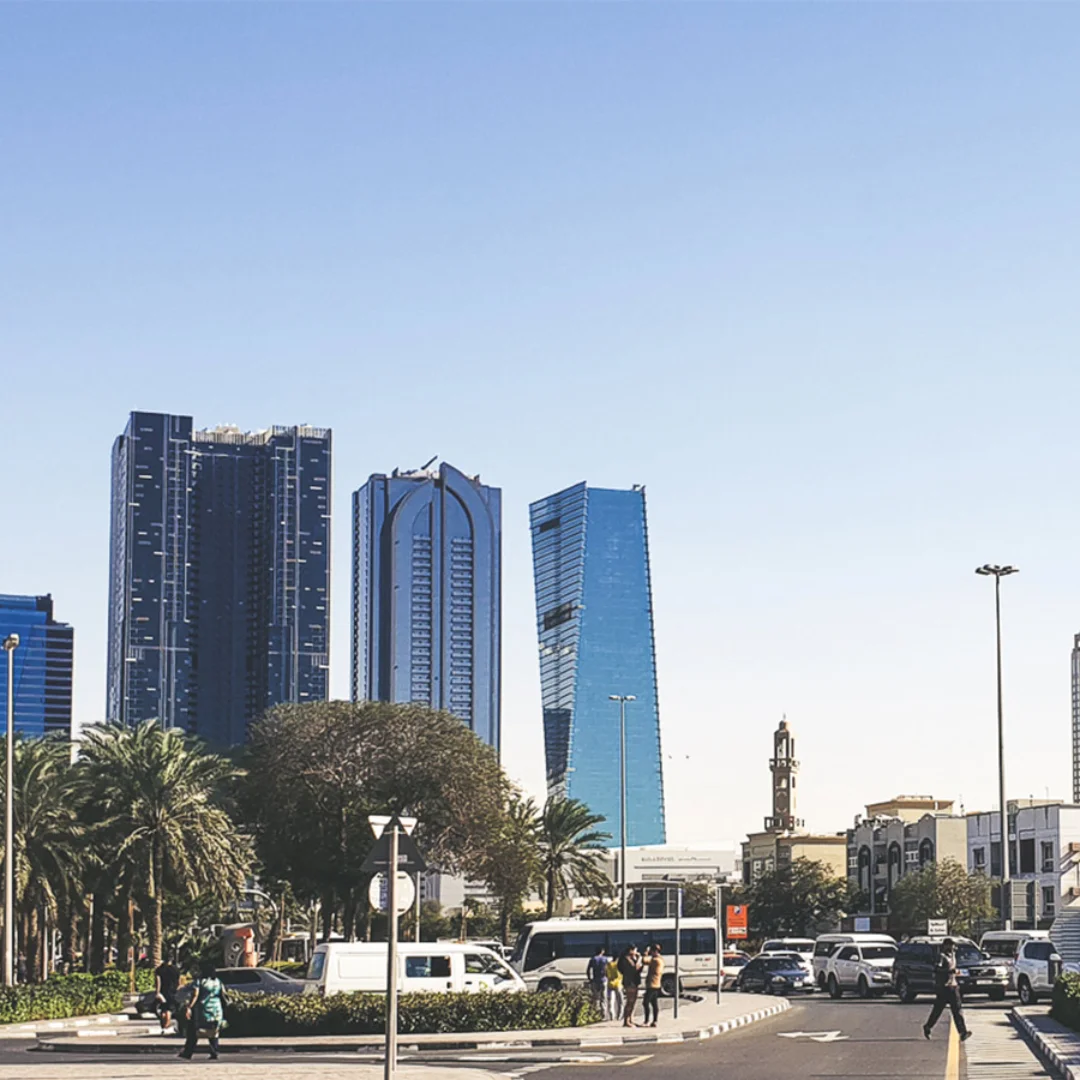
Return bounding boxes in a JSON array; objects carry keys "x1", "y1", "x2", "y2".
[
  {"x1": 0, "y1": 1012, "x2": 139, "y2": 1040},
  {"x1": 36, "y1": 993, "x2": 791, "y2": 1054},
  {"x1": 1013, "y1": 1006, "x2": 1080, "y2": 1078}
]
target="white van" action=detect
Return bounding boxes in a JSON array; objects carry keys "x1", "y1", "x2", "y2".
[
  {"x1": 304, "y1": 942, "x2": 526, "y2": 997},
  {"x1": 979, "y1": 930, "x2": 1051, "y2": 990},
  {"x1": 811, "y1": 933, "x2": 896, "y2": 990}
]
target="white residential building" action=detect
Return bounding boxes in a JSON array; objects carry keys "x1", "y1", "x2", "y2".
[{"x1": 967, "y1": 801, "x2": 1080, "y2": 928}]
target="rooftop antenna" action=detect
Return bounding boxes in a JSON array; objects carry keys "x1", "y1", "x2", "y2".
[{"x1": 419, "y1": 455, "x2": 438, "y2": 471}]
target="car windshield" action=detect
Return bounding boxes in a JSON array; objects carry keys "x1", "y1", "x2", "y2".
[
  {"x1": 957, "y1": 946, "x2": 986, "y2": 965},
  {"x1": 862, "y1": 946, "x2": 896, "y2": 960},
  {"x1": 725, "y1": 955, "x2": 749, "y2": 967},
  {"x1": 764, "y1": 957, "x2": 801, "y2": 971}
]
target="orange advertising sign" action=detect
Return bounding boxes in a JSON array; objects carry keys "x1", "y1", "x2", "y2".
[{"x1": 726, "y1": 904, "x2": 748, "y2": 939}]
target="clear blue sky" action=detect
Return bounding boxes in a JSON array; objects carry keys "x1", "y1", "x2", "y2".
[{"x1": 3, "y1": 3, "x2": 1079, "y2": 845}]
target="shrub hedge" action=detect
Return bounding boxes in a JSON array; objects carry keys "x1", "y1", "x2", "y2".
[
  {"x1": 0, "y1": 972, "x2": 127, "y2": 1025},
  {"x1": 225, "y1": 988, "x2": 601, "y2": 1037},
  {"x1": 1051, "y1": 971, "x2": 1080, "y2": 1031}
]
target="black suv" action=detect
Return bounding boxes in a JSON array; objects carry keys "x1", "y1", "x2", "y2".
[{"x1": 891, "y1": 939, "x2": 1008, "y2": 1002}]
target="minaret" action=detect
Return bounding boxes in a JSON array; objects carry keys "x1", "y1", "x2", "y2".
[{"x1": 765, "y1": 717, "x2": 804, "y2": 832}]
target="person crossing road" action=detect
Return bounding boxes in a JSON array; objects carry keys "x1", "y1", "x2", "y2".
[{"x1": 923, "y1": 938, "x2": 970, "y2": 1043}]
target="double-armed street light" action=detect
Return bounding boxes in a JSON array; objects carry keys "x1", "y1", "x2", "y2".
[
  {"x1": 608, "y1": 695, "x2": 636, "y2": 919},
  {"x1": 975, "y1": 564, "x2": 1018, "y2": 930},
  {"x1": 2, "y1": 634, "x2": 19, "y2": 988}
]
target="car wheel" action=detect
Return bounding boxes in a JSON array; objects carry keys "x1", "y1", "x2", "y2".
[
  {"x1": 828, "y1": 974, "x2": 842, "y2": 999},
  {"x1": 857, "y1": 975, "x2": 870, "y2": 999},
  {"x1": 1018, "y1": 977, "x2": 1037, "y2": 1006},
  {"x1": 817, "y1": 972, "x2": 827, "y2": 991},
  {"x1": 661, "y1": 973, "x2": 676, "y2": 998},
  {"x1": 896, "y1": 975, "x2": 917, "y2": 1003},
  {"x1": 989, "y1": 988, "x2": 1006, "y2": 1002},
  {"x1": 537, "y1": 978, "x2": 562, "y2": 993}
]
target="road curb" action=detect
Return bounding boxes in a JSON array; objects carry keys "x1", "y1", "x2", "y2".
[
  {"x1": 34, "y1": 999, "x2": 792, "y2": 1055},
  {"x1": 0, "y1": 1013, "x2": 133, "y2": 1040},
  {"x1": 1012, "y1": 1009, "x2": 1080, "y2": 1080}
]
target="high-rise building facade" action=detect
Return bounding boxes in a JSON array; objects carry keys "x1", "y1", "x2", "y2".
[
  {"x1": 1072, "y1": 633, "x2": 1080, "y2": 803},
  {"x1": 0, "y1": 594, "x2": 74, "y2": 738},
  {"x1": 352, "y1": 463, "x2": 501, "y2": 752},
  {"x1": 529, "y1": 482, "x2": 665, "y2": 846},
  {"x1": 107, "y1": 411, "x2": 331, "y2": 744}
]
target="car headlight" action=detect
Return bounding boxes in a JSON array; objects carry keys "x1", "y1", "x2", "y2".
[{"x1": 958, "y1": 969, "x2": 970, "y2": 977}]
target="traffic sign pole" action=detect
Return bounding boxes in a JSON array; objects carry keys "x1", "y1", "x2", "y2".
[
  {"x1": 715, "y1": 881, "x2": 723, "y2": 1004},
  {"x1": 385, "y1": 822, "x2": 399, "y2": 1080}
]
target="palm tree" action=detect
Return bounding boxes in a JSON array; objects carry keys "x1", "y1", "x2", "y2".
[
  {"x1": 77, "y1": 721, "x2": 251, "y2": 965},
  {"x1": 0, "y1": 734, "x2": 83, "y2": 980},
  {"x1": 481, "y1": 794, "x2": 542, "y2": 943},
  {"x1": 537, "y1": 797, "x2": 611, "y2": 919}
]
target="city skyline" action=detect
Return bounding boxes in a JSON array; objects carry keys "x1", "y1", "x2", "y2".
[
  {"x1": 107, "y1": 411, "x2": 331, "y2": 744},
  {"x1": 530, "y1": 482, "x2": 666, "y2": 847},
  {"x1": 4, "y1": 4, "x2": 1080, "y2": 844},
  {"x1": 351, "y1": 461, "x2": 502, "y2": 752}
]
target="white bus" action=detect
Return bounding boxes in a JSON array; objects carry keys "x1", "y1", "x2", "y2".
[{"x1": 510, "y1": 917, "x2": 721, "y2": 994}]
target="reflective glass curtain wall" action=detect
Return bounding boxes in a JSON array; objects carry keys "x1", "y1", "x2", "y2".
[
  {"x1": 530, "y1": 483, "x2": 666, "y2": 846},
  {"x1": 352, "y1": 463, "x2": 501, "y2": 753},
  {"x1": 107, "y1": 412, "x2": 330, "y2": 744},
  {"x1": 0, "y1": 594, "x2": 73, "y2": 738}
]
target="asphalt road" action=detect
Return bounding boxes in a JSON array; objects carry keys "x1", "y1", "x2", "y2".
[{"x1": 0, "y1": 995, "x2": 1053, "y2": 1080}]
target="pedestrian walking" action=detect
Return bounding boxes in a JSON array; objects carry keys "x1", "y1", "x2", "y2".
[
  {"x1": 586, "y1": 944, "x2": 608, "y2": 1013},
  {"x1": 179, "y1": 958, "x2": 226, "y2": 1061},
  {"x1": 923, "y1": 939, "x2": 970, "y2": 1042},
  {"x1": 605, "y1": 954, "x2": 624, "y2": 1022},
  {"x1": 618, "y1": 946, "x2": 643, "y2": 1028},
  {"x1": 642, "y1": 944, "x2": 664, "y2": 1027},
  {"x1": 154, "y1": 952, "x2": 182, "y2": 1034}
]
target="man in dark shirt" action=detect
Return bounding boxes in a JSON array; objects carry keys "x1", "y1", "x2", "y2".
[
  {"x1": 923, "y1": 939, "x2": 970, "y2": 1042},
  {"x1": 155, "y1": 956, "x2": 182, "y2": 1034},
  {"x1": 617, "y1": 947, "x2": 643, "y2": 1028}
]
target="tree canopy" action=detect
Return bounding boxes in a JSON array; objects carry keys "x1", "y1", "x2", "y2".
[
  {"x1": 746, "y1": 858, "x2": 855, "y2": 938},
  {"x1": 887, "y1": 858, "x2": 993, "y2": 938}
]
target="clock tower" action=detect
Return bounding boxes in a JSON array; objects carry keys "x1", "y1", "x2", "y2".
[{"x1": 765, "y1": 717, "x2": 804, "y2": 833}]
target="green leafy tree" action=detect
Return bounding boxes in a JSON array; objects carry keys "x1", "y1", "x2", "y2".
[
  {"x1": 480, "y1": 794, "x2": 542, "y2": 943},
  {"x1": 241, "y1": 701, "x2": 511, "y2": 941},
  {"x1": 537, "y1": 798, "x2": 611, "y2": 919},
  {"x1": 746, "y1": 858, "x2": 855, "y2": 938},
  {"x1": 0, "y1": 735, "x2": 83, "y2": 980},
  {"x1": 887, "y1": 858, "x2": 993, "y2": 938},
  {"x1": 78, "y1": 721, "x2": 250, "y2": 965}
]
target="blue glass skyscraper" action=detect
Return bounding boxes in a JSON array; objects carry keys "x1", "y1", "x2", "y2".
[
  {"x1": 529, "y1": 483, "x2": 666, "y2": 846},
  {"x1": 107, "y1": 411, "x2": 331, "y2": 744},
  {"x1": 0, "y1": 595, "x2": 74, "y2": 738},
  {"x1": 352, "y1": 463, "x2": 501, "y2": 753}
]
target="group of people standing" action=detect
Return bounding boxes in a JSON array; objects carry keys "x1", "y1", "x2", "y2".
[{"x1": 587, "y1": 944, "x2": 666, "y2": 1028}]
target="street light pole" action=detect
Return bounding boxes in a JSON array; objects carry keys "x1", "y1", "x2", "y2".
[
  {"x1": 609, "y1": 695, "x2": 636, "y2": 919},
  {"x1": 2, "y1": 634, "x2": 19, "y2": 988},
  {"x1": 976, "y1": 564, "x2": 1018, "y2": 931}
]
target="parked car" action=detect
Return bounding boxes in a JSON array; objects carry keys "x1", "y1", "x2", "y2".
[
  {"x1": 136, "y1": 965, "x2": 304, "y2": 1018},
  {"x1": 891, "y1": 938, "x2": 1009, "y2": 1003},
  {"x1": 722, "y1": 951, "x2": 751, "y2": 989},
  {"x1": 811, "y1": 933, "x2": 895, "y2": 990},
  {"x1": 759, "y1": 938, "x2": 815, "y2": 961},
  {"x1": 824, "y1": 941, "x2": 897, "y2": 998},
  {"x1": 306, "y1": 942, "x2": 525, "y2": 996},
  {"x1": 1012, "y1": 938, "x2": 1063, "y2": 1005},
  {"x1": 979, "y1": 930, "x2": 1051, "y2": 990},
  {"x1": 736, "y1": 954, "x2": 814, "y2": 995}
]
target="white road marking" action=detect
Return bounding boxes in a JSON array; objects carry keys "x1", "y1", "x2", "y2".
[{"x1": 777, "y1": 1030, "x2": 849, "y2": 1043}]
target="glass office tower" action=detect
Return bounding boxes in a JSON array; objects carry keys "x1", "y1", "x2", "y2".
[
  {"x1": 0, "y1": 594, "x2": 74, "y2": 738},
  {"x1": 107, "y1": 411, "x2": 331, "y2": 744},
  {"x1": 529, "y1": 482, "x2": 666, "y2": 846},
  {"x1": 352, "y1": 462, "x2": 501, "y2": 753}
]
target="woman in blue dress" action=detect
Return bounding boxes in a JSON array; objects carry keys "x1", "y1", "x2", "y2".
[{"x1": 179, "y1": 959, "x2": 225, "y2": 1060}]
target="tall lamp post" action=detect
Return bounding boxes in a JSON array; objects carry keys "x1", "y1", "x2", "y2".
[
  {"x1": 976, "y1": 564, "x2": 1018, "y2": 930},
  {"x1": 2, "y1": 634, "x2": 19, "y2": 988},
  {"x1": 609, "y1": 695, "x2": 636, "y2": 919}
]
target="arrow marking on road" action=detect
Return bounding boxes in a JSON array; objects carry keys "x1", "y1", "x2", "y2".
[{"x1": 778, "y1": 1031, "x2": 849, "y2": 1043}]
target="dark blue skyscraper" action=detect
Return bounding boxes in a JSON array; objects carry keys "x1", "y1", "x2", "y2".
[
  {"x1": 529, "y1": 483, "x2": 666, "y2": 846},
  {"x1": 107, "y1": 412, "x2": 331, "y2": 744},
  {"x1": 352, "y1": 463, "x2": 501, "y2": 753},
  {"x1": 0, "y1": 595, "x2": 74, "y2": 738}
]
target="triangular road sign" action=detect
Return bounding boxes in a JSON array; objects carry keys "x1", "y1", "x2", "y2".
[{"x1": 360, "y1": 827, "x2": 427, "y2": 876}]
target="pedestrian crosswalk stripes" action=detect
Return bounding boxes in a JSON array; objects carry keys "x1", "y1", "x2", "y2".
[{"x1": 963, "y1": 1008, "x2": 1051, "y2": 1079}]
